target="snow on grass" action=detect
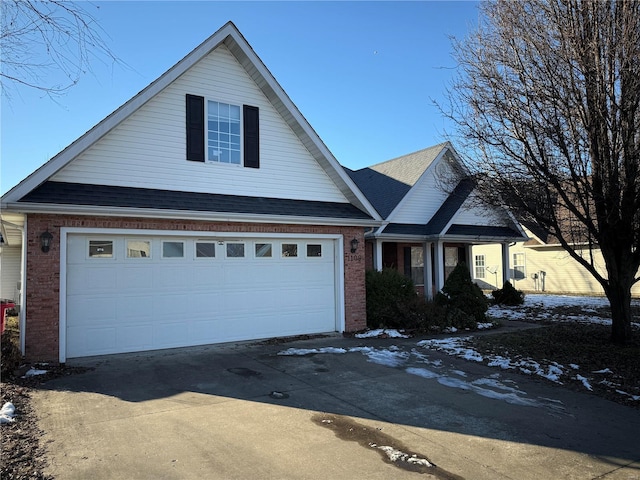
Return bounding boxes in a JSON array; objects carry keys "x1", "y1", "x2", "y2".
[
  {"x1": 418, "y1": 336, "x2": 566, "y2": 383},
  {"x1": 576, "y1": 375, "x2": 593, "y2": 391},
  {"x1": 417, "y1": 337, "x2": 484, "y2": 362},
  {"x1": 277, "y1": 347, "x2": 347, "y2": 356},
  {"x1": 354, "y1": 329, "x2": 409, "y2": 339},
  {"x1": 23, "y1": 368, "x2": 48, "y2": 378}
]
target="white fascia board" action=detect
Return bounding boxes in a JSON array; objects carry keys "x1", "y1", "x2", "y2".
[
  {"x1": 5, "y1": 203, "x2": 379, "y2": 227},
  {"x1": 384, "y1": 145, "x2": 450, "y2": 224}
]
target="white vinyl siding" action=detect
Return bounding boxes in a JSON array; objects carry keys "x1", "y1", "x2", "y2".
[
  {"x1": 391, "y1": 173, "x2": 450, "y2": 224},
  {"x1": 0, "y1": 245, "x2": 21, "y2": 304},
  {"x1": 451, "y1": 193, "x2": 511, "y2": 227},
  {"x1": 51, "y1": 44, "x2": 348, "y2": 204}
]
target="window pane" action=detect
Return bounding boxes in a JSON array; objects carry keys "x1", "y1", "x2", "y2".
[
  {"x1": 163, "y1": 241, "x2": 184, "y2": 258},
  {"x1": 513, "y1": 253, "x2": 525, "y2": 279},
  {"x1": 230, "y1": 104, "x2": 240, "y2": 120},
  {"x1": 89, "y1": 240, "x2": 113, "y2": 258},
  {"x1": 127, "y1": 240, "x2": 151, "y2": 258},
  {"x1": 410, "y1": 246, "x2": 424, "y2": 285},
  {"x1": 255, "y1": 243, "x2": 272, "y2": 258},
  {"x1": 282, "y1": 244, "x2": 298, "y2": 257},
  {"x1": 307, "y1": 244, "x2": 322, "y2": 257},
  {"x1": 475, "y1": 255, "x2": 485, "y2": 279},
  {"x1": 227, "y1": 243, "x2": 245, "y2": 258},
  {"x1": 196, "y1": 242, "x2": 216, "y2": 258},
  {"x1": 207, "y1": 100, "x2": 242, "y2": 164}
]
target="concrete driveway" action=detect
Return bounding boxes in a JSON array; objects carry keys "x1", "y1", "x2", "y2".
[{"x1": 33, "y1": 332, "x2": 640, "y2": 480}]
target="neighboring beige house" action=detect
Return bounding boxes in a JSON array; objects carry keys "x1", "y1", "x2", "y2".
[{"x1": 472, "y1": 226, "x2": 640, "y2": 297}]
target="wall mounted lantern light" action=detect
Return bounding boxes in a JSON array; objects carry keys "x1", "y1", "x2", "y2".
[
  {"x1": 40, "y1": 230, "x2": 53, "y2": 253},
  {"x1": 350, "y1": 237, "x2": 359, "y2": 253}
]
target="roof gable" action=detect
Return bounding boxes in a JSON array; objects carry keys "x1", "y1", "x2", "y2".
[
  {"x1": 347, "y1": 142, "x2": 451, "y2": 219},
  {"x1": 2, "y1": 22, "x2": 379, "y2": 221}
]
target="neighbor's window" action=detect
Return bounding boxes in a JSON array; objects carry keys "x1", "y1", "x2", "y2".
[
  {"x1": 162, "y1": 241, "x2": 184, "y2": 258},
  {"x1": 475, "y1": 255, "x2": 486, "y2": 279},
  {"x1": 127, "y1": 240, "x2": 151, "y2": 258},
  {"x1": 89, "y1": 240, "x2": 113, "y2": 258},
  {"x1": 255, "y1": 243, "x2": 272, "y2": 258},
  {"x1": 282, "y1": 243, "x2": 298, "y2": 257},
  {"x1": 196, "y1": 241, "x2": 216, "y2": 258},
  {"x1": 410, "y1": 246, "x2": 424, "y2": 286},
  {"x1": 307, "y1": 244, "x2": 322, "y2": 257},
  {"x1": 208, "y1": 101, "x2": 241, "y2": 164},
  {"x1": 513, "y1": 252, "x2": 526, "y2": 280},
  {"x1": 226, "y1": 243, "x2": 245, "y2": 258}
]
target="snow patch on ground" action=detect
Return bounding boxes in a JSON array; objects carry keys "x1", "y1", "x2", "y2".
[
  {"x1": 23, "y1": 368, "x2": 48, "y2": 378},
  {"x1": 354, "y1": 329, "x2": 409, "y2": 339},
  {"x1": 0, "y1": 402, "x2": 16, "y2": 424}
]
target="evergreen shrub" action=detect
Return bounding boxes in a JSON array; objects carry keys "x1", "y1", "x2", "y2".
[{"x1": 491, "y1": 281, "x2": 525, "y2": 305}]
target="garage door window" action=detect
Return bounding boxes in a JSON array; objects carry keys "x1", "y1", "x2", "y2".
[
  {"x1": 307, "y1": 244, "x2": 322, "y2": 257},
  {"x1": 127, "y1": 240, "x2": 151, "y2": 258},
  {"x1": 89, "y1": 240, "x2": 113, "y2": 258},
  {"x1": 226, "y1": 243, "x2": 245, "y2": 258},
  {"x1": 282, "y1": 243, "x2": 298, "y2": 257},
  {"x1": 162, "y1": 241, "x2": 184, "y2": 258},
  {"x1": 255, "y1": 243, "x2": 272, "y2": 258},
  {"x1": 196, "y1": 241, "x2": 216, "y2": 258}
]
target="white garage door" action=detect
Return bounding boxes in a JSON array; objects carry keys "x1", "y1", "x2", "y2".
[{"x1": 65, "y1": 234, "x2": 339, "y2": 358}]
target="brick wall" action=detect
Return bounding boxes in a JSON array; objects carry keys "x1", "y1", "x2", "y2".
[{"x1": 24, "y1": 213, "x2": 367, "y2": 362}]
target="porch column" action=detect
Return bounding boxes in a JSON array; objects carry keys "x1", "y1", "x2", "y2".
[
  {"x1": 466, "y1": 244, "x2": 474, "y2": 279},
  {"x1": 374, "y1": 239, "x2": 383, "y2": 271},
  {"x1": 502, "y1": 242, "x2": 511, "y2": 286},
  {"x1": 423, "y1": 242, "x2": 433, "y2": 300},
  {"x1": 434, "y1": 240, "x2": 445, "y2": 293}
]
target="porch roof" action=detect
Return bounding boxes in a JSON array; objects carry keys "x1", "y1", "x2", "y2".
[{"x1": 380, "y1": 222, "x2": 524, "y2": 241}]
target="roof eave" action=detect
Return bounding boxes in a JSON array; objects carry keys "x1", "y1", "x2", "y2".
[{"x1": 3, "y1": 202, "x2": 380, "y2": 227}]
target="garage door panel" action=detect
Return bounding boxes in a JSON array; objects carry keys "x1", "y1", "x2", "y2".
[
  {"x1": 154, "y1": 322, "x2": 188, "y2": 347},
  {"x1": 66, "y1": 296, "x2": 116, "y2": 325},
  {"x1": 67, "y1": 326, "x2": 117, "y2": 357},
  {"x1": 117, "y1": 324, "x2": 154, "y2": 350},
  {"x1": 118, "y1": 266, "x2": 154, "y2": 291},
  {"x1": 66, "y1": 234, "x2": 338, "y2": 358},
  {"x1": 116, "y1": 295, "x2": 154, "y2": 319},
  {"x1": 154, "y1": 266, "x2": 189, "y2": 290}
]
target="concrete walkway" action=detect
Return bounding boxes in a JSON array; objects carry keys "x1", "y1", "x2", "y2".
[{"x1": 32, "y1": 331, "x2": 640, "y2": 480}]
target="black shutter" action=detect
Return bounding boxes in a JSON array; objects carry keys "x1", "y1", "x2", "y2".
[
  {"x1": 186, "y1": 94, "x2": 205, "y2": 162},
  {"x1": 243, "y1": 105, "x2": 259, "y2": 168}
]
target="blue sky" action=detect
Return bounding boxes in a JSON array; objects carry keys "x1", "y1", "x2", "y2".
[{"x1": 1, "y1": 1, "x2": 480, "y2": 194}]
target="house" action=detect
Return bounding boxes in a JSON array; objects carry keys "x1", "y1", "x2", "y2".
[
  {"x1": 347, "y1": 143, "x2": 527, "y2": 297},
  {"x1": 472, "y1": 227, "x2": 640, "y2": 297},
  {"x1": 0, "y1": 22, "x2": 382, "y2": 363}
]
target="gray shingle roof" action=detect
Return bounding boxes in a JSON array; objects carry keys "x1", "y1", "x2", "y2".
[
  {"x1": 19, "y1": 182, "x2": 373, "y2": 220},
  {"x1": 345, "y1": 143, "x2": 449, "y2": 217}
]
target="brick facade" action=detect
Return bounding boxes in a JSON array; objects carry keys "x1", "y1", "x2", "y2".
[{"x1": 25, "y1": 213, "x2": 367, "y2": 362}]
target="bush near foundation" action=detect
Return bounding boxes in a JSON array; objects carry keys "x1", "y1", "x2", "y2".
[
  {"x1": 436, "y1": 263, "x2": 489, "y2": 327},
  {"x1": 365, "y1": 269, "x2": 419, "y2": 329},
  {"x1": 491, "y1": 281, "x2": 525, "y2": 306}
]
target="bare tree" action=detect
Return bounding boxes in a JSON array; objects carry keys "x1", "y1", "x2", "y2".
[
  {"x1": 1, "y1": 0, "x2": 119, "y2": 97},
  {"x1": 442, "y1": 0, "x2": 640, "y2": 344}
]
